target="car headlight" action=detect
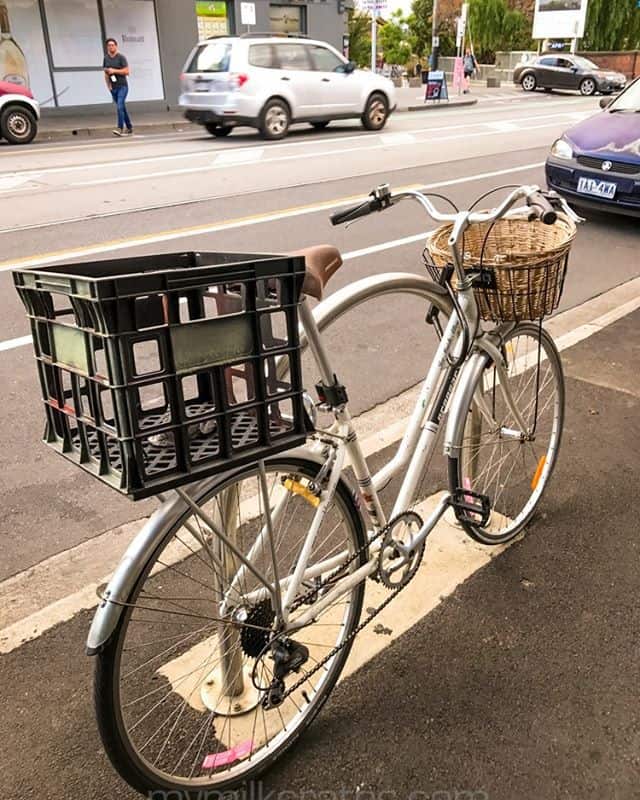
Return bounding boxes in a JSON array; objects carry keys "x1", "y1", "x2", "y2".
[{"x1": 550, "y1": 138, "x2": 573, "y2": 160}]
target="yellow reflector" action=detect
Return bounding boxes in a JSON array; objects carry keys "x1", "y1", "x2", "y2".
[
  {"x1": 531, "y1": 456, "x2": 546, "y2": 491},
  {"x1": 283, "y1": 477, "x2": 320, "y2": 507}
]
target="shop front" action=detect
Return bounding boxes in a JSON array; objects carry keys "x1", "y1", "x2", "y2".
[{"x1": 1, "y1": 0, "x2": 350, "y2": 111}]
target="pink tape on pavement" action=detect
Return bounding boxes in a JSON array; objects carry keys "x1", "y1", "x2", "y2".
[{"x1": 202, "y1": 740, "x2": 254, "y2": 770}]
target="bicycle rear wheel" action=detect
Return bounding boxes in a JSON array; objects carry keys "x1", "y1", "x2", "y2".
[
  {"x1": 448, "y1": 323, "x2": 564, "y2": 544},
  {"x1": 95, "y1": 456, "x2": 366, "y2": 797}
]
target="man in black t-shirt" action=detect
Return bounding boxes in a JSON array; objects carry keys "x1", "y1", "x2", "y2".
[{"x1": 103, "y1": 38, "x2": 132, "y2": 136}]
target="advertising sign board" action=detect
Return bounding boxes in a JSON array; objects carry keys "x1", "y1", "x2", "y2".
[{"x1": 532, "y1": 0, "x2": 589, "y2": 40}]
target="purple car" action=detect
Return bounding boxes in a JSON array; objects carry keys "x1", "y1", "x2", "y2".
[{"x1": 546, "y1": 77, "x2": 640, "y2": 216}]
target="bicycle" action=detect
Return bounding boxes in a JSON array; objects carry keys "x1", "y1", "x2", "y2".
[{"x1": 20, "y1": 183, "x2": 579, "y2": 796}]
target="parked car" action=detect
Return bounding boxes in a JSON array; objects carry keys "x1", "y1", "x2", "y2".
[
  {"x1": 546, "y1": 77, "x2": 640, "y2": 216},
  {"x1": 179, "y1": 35, "x2": 396, "y2": 140},
  {"x1": 0, "y1": 80, "x2": 39, "y2": 144},
  {"x1": 514, "y1": 54, "x2": 626, "y2": 96}
]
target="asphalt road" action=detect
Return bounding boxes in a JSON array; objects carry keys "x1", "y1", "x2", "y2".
[
  {"x1": 1, "y1": 89, "x2": 639, "y2": 800},
  {"x1": 2, "y1": 91, "x2": 639, "y2": 579}
]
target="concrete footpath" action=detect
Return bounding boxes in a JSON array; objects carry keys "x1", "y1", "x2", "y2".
[
  {"x1": 1, "y1": 304, "x2": 638, "y2": 799},
  {"x1": 35, "y1": 87, "x2": 479, "y2": 142}
]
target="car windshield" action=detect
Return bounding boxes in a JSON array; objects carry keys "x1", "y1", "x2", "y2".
[
  {"x1": 187, "y1": 42, "x2": 231, "y2": 73},
  {"x1": 609, "y1": 79, "x2": 640, "y2": 112},
  {"x1": 572, "y1": 56, "x2": 599, "y2": 70}
]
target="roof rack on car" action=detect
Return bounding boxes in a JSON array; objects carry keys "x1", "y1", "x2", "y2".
[{"x1": 239, "y1": 32, "x2": 311, "y2": 39}]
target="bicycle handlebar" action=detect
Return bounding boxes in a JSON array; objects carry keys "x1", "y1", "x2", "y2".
[{"x1": 330, "y1": 184, "x2": 580, "y2": 236}]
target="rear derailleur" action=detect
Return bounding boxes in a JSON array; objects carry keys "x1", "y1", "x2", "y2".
[{"x1": 256, "y1": 637, "x2": 310, "y2": 709}]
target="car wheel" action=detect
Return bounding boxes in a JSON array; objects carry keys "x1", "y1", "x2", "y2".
[
  {"x1": 0, "y1": 105, "x2": 37, "y2": 145},
  {"x1": 580, "y1": 78, "x2": 596, "y2": 96},
  {"x1": 521, "y1": 73, "x2": 537, "y2": 92},
  {"x1": 361, "y1": 92, "x2": 389, "y2": 131},
  {"x1": 259, "y1": 98, "x2": 290, "y2": 140},
  {"x1": 204, "y1": 123, "x2": 233, "y2": 137},
  {"x1": 311, "y1": 121, "x2": 329, "y2": 130}
]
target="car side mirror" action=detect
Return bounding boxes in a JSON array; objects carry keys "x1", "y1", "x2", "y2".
[
  {"x1": 571, "y1": 66, "x2": 579, "y2": 72},
  {"x1": 599, "y1": 96, "x2": 613, "y2": 109},
  {"x1": 343, "y1": 60, "x2": 356, "y2": 74}
]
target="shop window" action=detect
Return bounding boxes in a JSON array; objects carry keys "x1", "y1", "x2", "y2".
[
  {"x1": 269, "y1": 5, "x2": 306, "y2": 35},
  {"x1": 44, "y1": 0, "x2": 103, "y2": 69},
  {"x1": 4, "y1": 0, "x2": 54, "y2": 106}
]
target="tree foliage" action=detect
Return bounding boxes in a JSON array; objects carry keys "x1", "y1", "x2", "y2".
[
  {"x1": 468, "y1": 0, "x2": 532, "y2": 61},
  {"x1": 583, "y1": 0, "x2": 640, "y2": 51},
  {"x1": 409, "y1": 0, "x2": 434, "y2": 58},
  {"x1": 347, "y1": 10, "x2": 372, "y2": 68},
  {"x1": 379, "y1": 10, "x2": 417, "y2": 65}
]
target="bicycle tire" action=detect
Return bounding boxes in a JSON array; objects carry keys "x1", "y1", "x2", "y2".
[
  {"x1": 448, "y1": 323, "x2": 565, "y2": 545},
  {"x1": 95, "y1": 456, "x2": 367, "y2": 797}
]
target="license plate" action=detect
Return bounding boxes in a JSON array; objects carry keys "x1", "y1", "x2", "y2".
[
  {"x1": 194, "y1": 81, "x2": 211, "y2": 92},
  {"x1": 577, "y1": 176, "x2": 617, "y2": 199}
]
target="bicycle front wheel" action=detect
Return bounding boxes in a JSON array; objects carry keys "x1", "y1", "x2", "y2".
[
  {"x1": 95, "y1": 456, "x2": 366, "y2": 797},
  {"x1": 448, "y1": 323, "x2": 565, "y2": 544}
]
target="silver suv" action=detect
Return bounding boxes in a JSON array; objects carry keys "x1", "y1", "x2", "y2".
[{"x1": 179, "y1": 35, "x2": 396, "y2": 140}]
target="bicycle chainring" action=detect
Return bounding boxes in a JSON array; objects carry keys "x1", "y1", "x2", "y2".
[{"x1": 376, "y1": 511, "x2": 425, "y2": 589}]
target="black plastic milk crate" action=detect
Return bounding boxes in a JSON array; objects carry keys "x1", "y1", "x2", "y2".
[{"x1": 13, "y1": 250, "x2": 308, "y2": 500}]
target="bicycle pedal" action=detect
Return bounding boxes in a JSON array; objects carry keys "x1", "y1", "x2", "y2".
[{"x1": 450, "y1": 488, "x2": 491, "y2": 528}]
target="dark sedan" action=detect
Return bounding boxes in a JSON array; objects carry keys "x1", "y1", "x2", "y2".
[
  {"x1": 546, "y1": 77, "x2": 640, "y2": 216},
  {"x1": 514, "y1": 54, "x2": 626, "y2": 96}
]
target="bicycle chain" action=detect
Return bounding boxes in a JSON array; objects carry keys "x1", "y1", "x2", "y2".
[{"x1": 280, "y1": 514, "x2": 422, "y2": 702}]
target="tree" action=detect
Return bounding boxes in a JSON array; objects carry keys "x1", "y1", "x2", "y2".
[
  {"x1": 583, "y1": 0, "x2": 640, "y2": 51},
  {"x1": 409, "y1": 0, "x2": 433, "y2": 58},
  {"x1": 379, "y1": 10, "x2": 416, "y2": 66},
  {"x1": 347, "y1": 10, "x2": 372, "y2": 68},
  {"x1": 468, "y1": 0, "x2": 531, "y2": 61}
]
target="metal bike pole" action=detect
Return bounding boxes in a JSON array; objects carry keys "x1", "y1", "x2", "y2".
[{"x1": 201, "y1": 484, "x2": 261, "y2": 715}]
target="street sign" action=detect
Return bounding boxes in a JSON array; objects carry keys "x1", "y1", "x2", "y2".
[
  {"x1": 240, "y1": 2, "x2": 255, "y2": 26},
  {"x1": 424, "y1": 70, "x2": 449, "y2": 102},
  {"x1": 362, "y1": 0, "x2": 388, "y2": 8},
  {"x1": 432, "y1": 35, "x2": 440, "y2": 48}
]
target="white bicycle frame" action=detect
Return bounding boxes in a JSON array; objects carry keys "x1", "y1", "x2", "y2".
[{"x1": 186, "y1": 184, "x2": 575, "y2": 633}]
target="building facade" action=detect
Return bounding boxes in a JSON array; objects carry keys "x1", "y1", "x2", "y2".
[{"x1": 1, "y1": 0, "x2": 351, "y2": 112}]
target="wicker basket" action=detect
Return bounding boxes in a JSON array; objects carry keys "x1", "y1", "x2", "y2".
[{"x1": 423, "y1": 214, "x2": 576, "y2": 322}]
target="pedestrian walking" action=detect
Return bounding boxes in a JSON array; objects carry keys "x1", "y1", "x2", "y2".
[
  {"x1": 103, "y1": 37, "x2": 132, "y2": 136},
  {"x1": 463, "y1": 48, "x2": 477, "y2": 94}
]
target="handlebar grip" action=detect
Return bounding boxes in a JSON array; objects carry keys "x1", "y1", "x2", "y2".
[
  {"x1": 330, "y1": 196, "x2": 380, "y2": 226},
  {"x1": 527, "y1": 192, "x2": 557, "y2": 225}
]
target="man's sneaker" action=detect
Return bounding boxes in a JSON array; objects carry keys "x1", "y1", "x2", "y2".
[
  {"x1": 112, "y1": 128, "x2": 124, "y2": 137},
  {"x1": 125, "y1": 128, "x2": 133, "y2": 135}
]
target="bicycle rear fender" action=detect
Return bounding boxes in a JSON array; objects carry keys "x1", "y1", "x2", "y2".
[{"x1": 86, "y1": 445, "x2": 347, "y2": 655}]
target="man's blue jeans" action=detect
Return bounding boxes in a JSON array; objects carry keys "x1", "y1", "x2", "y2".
[{"x1": 111, "y1": 85, "x2": 132, "y2": 130}]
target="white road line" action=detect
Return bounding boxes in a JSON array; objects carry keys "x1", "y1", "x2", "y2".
[
  {"x1": 66, "y1": 116, "x2": 581, "y2": 189},
  {"x1": 0, "y1": 159, "x2": 545, "y2": 276},
  {"x1": 215, "y1": 147, "x2": 264, "y2": 165},
  {"x1": 487, "y1": 120, "x2": 521, "y2": 133},
  {"x1": 1, "y1": 105, "x2": 589, "y2": 184},
  {"x1": 380, "y1": 132, "x2": 417, "y2": 145},
  {"x1": 1, "y1": 273, "x2": 639, "y2": 654},
  {"x1": 0, "y1": 334, "x2": 32, "y2": 352}
]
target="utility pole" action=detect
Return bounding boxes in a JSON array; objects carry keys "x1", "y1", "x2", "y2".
[
  {"x1": 371, "y1": 6, "x2": 377, "y2": 72},
  {"x1": 431, "y1": 0, "x2": 440, "y2": 70}
]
